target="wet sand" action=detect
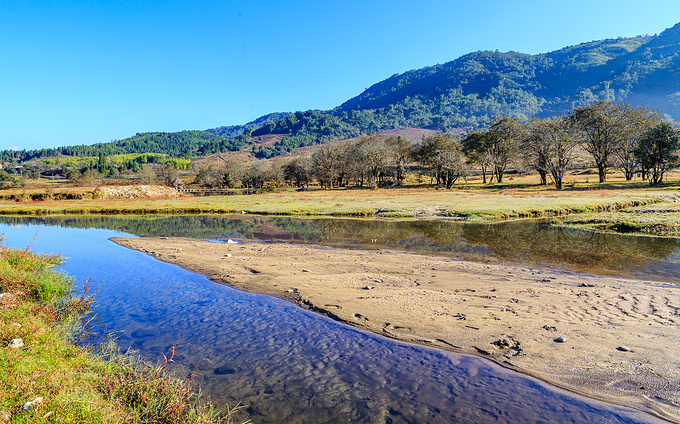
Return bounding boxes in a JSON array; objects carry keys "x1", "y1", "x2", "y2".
[{"x1": 112, "y1": 236, "x2": 680, "y2": 422}]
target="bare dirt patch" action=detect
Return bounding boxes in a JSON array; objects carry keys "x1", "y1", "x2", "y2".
[{"x1": 94, "y1": 185, "x2": 179, "y2": 199}]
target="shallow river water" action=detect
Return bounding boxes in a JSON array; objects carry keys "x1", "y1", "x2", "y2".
[{"x1": 0, "y1": 215, "x2": 675, "y2": 423}]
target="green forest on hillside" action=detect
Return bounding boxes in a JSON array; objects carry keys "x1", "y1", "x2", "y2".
[{"x1": 3, "y1": 23, "x2": 680, "y2": 164}]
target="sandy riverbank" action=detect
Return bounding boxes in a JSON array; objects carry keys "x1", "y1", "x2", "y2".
[{"x1": 112, "y1": 236, "x2": 680, "y2": 422}]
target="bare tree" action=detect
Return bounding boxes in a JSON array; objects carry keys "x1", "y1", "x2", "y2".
[
  {"x1": 283, "y1": 156, "x2": 313, "y2": 187},
  {"x1": 614, "y1": 108, "x2": 663, "y2": 180},
  {"x1": 525, "y1": 117, "x2": 580, "y2": 189},
  {"x1": 192, "y1": 164, "x2": 223, "y2": 187},
  {"x1": 154, "y1": 164, "x2": 179, "y2": 186},
  {"x1": 486, "y1": 117, "x2": 525, "y2": 183},
  {"x1": 218, "y1": 157, "x2": 245, "y2": 188},
  {"x1": 386, "y1": 136, "x2": 412, "y2": 186},
  {"x1": 242, "y1": 159, "x2": 279, "y2": 188},
  {"x1": 312, "y1": 140, "x2": 347, "y2": 188},
  {"x1": 353, "y1": 134, "x2": 394, "y2": 186},
  {"x1": 570, "y1": 101, "x2": 662, "y2": 183},
  {"x1": 413, "y1": 134, "x2": 467, "y2": 188}
]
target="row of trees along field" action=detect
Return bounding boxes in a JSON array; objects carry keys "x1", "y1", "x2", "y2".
[{"x1": 193, "y1": 101, "x2": 679, "y2": 190}]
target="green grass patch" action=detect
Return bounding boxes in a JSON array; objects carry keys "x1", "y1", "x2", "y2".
[
  {"x1": 0, "y1": 243, "x2": 247, "y2": 423},
  {"x1": 0, "y1": 187, "x2": 671, "y2": 223},
  {"x1": 563, "y1": 202, "x2": 680, "y2": 237}
]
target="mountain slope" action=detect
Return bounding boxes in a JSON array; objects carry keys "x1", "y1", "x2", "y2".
[{"x1": 334, "y1": 33, "x2": 673, "y2": 126}]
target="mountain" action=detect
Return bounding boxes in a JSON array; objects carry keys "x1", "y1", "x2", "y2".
[
  {"x1": 205, "y1": 112, "x2": 291, "y2": 138},
  {"x1": 0, "y1": 131, "x2": 239, "y2": 163},
  {"x1": 245, "y1": 22, "x2": 680, "y2": 158},
  {"x1": 335, "y1": 26, "x2": 680, "y2": 125},
  {"x1": 6, "y1": 22, "x2": 680, "y2": 163}
]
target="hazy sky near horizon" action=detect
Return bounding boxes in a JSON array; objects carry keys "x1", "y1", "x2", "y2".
[{"x1": 2, "y1": 0, "x2": 680, "y2": 150}]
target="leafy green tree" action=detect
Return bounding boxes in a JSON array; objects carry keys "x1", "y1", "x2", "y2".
[
  {"x1": 223, "y1": 171, "x2": 234, "y2": 188},
  {"x1": 635, "y1": 122, "x2": 680, "y2": 186},
  {"x1": 0, "y1": 170, "x2": 19, "y2": 188},
  {"x1": 462, "y1": 130, "x2": 494, "y2": 183}
]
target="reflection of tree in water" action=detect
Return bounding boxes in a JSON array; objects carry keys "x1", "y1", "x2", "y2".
[
  {"x1": 460, "y1": 222, "x2": 680, "y2": 276},
  {"x1": 0, "y1": 215, "x2": 322, "y2": 241},
  {"x1": 1, "y1": 215, "x2": 679, "y2": 279}
]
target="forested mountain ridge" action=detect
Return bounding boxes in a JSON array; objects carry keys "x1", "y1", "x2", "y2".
[
  {"x1": 205, "y1": 112, "x2": 291, "y2": 138},
  {"x1": 239, "y1": 23, "x2": 680, "y2": 157},
  {"x1": 336, "y1": 27, "x2": 680, "y2": 124},
  {"x1": 5, "y1": 22, "x2": 680, "y2": 163}
]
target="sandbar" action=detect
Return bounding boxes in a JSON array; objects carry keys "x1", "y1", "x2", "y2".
[{"x1": 112, "y1": 236, "x2": 680, "y2": 422}]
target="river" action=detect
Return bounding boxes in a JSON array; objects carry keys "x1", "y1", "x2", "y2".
[{"x1": 0, "y1": 215, "x2": 675, "y2": 423}]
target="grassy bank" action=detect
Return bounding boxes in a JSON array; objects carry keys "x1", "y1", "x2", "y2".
[
  {"x1": 0, "y1": 186, "x2": 673, "y2": 222},
  {"x1": 564, "y1": 201, "x2": 680, "y2": 237},
  {"x1": 0, "y1": 243, "x2": 243, "y2": 423}
]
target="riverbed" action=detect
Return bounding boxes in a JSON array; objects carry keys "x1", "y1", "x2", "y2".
[{"x1": 0, "y1": 215, "x2": 676, "y2": 423}]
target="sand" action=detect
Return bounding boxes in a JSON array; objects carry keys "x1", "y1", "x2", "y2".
[{"x1": 112, "y1": 236, "x2": 680, "y2": 422}]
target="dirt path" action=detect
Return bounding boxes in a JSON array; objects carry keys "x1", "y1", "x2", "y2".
[{"x1": 112, "y1": 236, "x2": 680, "y2": 422}]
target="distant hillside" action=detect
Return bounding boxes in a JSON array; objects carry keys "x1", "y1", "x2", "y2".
[
  {"x1": 205, "y1": 112, "x2": 291, "y2": 138},
  {"x1": 6, "y1": 22, "x2": 680, "y2": 163},
  {"x1": 0, "y1": 130, "x2": 240, "y2": 163},
  {"x1": 335, "y1": 30, "x2": 680, "y2": 125},
  {"x1": 247, "y1": 23, "x2": 680, "y2": 158}
]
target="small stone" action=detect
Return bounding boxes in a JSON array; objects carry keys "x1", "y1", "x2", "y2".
[
  {"x1": 226, "y1": 239, "x2": 238, "y2": 244},
  {"x1": 579, "y1": 283, "x2": 594, "y2": 287},
  {"x1": 554, "y1": 336, "x2": 566, "y2": 343},
  {"x1": 542, "y1": 325, "x2": 557, "y2": 332},
  {"x1": 8, "y1": 338, "x2": 24, "y2": 349},
  {"x1": 374, "y1": 279, "x2": 383, "y2": 283},
  {"x1": 224, "y1": 254, "x2": 232, "y2": 258},
  {"x1": 11, "y1": 323, "x2": 21, "y2": 328},
  {"x1": 617, "y1": 345, "x2": 631, "y2": 352},
  {"x1": 42, "y1": 411, "x2": 54, "y2": 419},
  {"x1": 302, "y1": 269, "x2": 311, "y2": 273},
  {"x1": 363, "y1": 286, "x2": 374, "y2": 290},
  {"x1": 22, "y1": 397, "x2": 43, "y2": 411},
  {"x1": 286, "y1": 289, "x2": 294, "y2": 293}
]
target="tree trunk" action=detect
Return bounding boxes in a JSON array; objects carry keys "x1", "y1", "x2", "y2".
[
  {"x1": 495, "y1": 166, "x2": 504, "y2": 183},
  {"x1": 597, "y1": 163, "x2": 607, "y2": 183},
  {"x1": 623, "y1": 168, "x2": 634, "y2": 181}
]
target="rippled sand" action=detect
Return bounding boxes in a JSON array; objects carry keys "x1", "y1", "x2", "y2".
[{"x1": 113, "y1": 237, "x2": 680, "y2": 422}]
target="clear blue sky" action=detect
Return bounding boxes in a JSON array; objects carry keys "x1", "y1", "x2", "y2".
[{"x1": 2, "y1": 0, "x2": 680, "y2": 150}]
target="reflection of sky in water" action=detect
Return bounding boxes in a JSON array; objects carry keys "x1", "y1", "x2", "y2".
[
  {"x1": 0, "y1": 223, "x2": 667, "y2": 424},
  {"x1": 2, "y1": 215, "x2": 680, "y2": 284}
]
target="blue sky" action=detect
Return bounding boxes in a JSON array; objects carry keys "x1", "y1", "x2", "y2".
[{"x1": 2, "y1": 0, "x2": 680, "y2": 150}]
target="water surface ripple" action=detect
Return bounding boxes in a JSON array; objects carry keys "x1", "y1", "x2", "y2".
[{"x1": 0, "y1": 218, "x2": 671, "y2": 423}]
